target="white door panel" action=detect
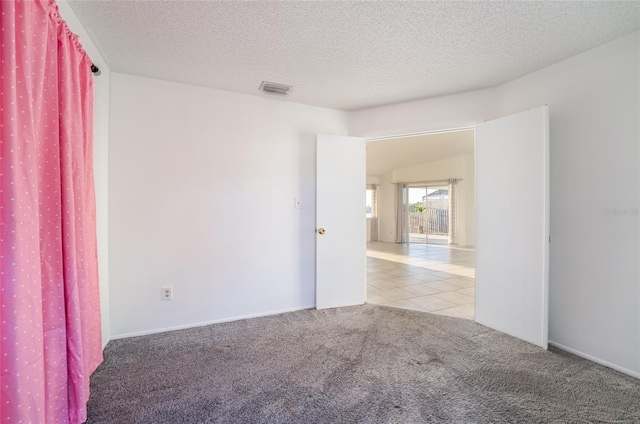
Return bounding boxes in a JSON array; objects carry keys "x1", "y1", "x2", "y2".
[
  {"x1": 316, "y1": 134, "x2": 366, "y2": 309},
  {"x1": 475, "y1": 106, "x2": 550, "y2": 348}
]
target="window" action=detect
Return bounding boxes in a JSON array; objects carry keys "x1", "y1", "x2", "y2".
[{"x1": 366, "y1": 189, "x2": 373, "y2": 218}]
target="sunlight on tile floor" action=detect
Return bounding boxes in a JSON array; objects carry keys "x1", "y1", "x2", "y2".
[{"x1": 367, "y1": 241, "x2": 475, "y2": 319}]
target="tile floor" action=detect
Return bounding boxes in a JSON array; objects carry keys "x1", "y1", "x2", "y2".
[{"x1": 366, "y1": 241, "x2": 476, "y2": 319}]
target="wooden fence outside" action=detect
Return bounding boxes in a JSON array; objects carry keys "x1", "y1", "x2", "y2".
[{"x1": 409, "y1": 209, "x2": 448, "y2": 235}]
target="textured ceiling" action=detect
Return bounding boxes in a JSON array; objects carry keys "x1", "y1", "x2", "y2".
[
  {"x1": 367, "y1": 131, "x2": 474, "y2": 177},
  {"x1": 68, "y1": 1, "x2": 640, "y2": 110}
]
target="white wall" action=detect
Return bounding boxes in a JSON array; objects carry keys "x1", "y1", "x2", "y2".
[
  {"x1": 108, "y1": 74, "x2": 349, "y2": 337},
  {"x1": 352, "y1": 32, "x2": 640, "y2": 377},
  {"x1": 349, "y1": 88, "x2": 498, "y2": 137},
  {"x1": 57, "y1": 2, "x2": 111, "y2": 349},
  {"x1": 392, "y1": 155, "x2": 466, "y2": 182},
  {"x1": 366, "y1": 177, "x2": 380, "y2": 185},
  {"x1": 366, "y1": 177, "x2": 380, "y2": 242}
]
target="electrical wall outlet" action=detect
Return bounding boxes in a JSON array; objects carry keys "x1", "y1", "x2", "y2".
[{"x1": 161, "y1": 286, "x2": 172, "y2": 301}]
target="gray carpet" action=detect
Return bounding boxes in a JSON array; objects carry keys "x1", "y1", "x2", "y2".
[{"x1": 88, "y1": 305, "x2": 640, "y2": 423}]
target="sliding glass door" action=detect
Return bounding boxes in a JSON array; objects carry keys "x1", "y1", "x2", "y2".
[
  {"x1": 407, "y1": 187, "x2": 427, "y2": 243},
  {"x1": 426, "y1": 186, "x2": 449, "y2": 245},
  {"x1": 407, "y1": 185, "x2": 449, "y2": 245}
]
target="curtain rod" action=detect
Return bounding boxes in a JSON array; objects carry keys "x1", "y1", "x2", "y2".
[
  {"x1": 391, "y1": 179, "x2": 463, "y2": 186},
  {"x1": 91, "y1": 63, "x2": 101, "y2": 76}
]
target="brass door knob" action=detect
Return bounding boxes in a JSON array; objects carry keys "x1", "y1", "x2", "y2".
[{"x1": 317, "y1": 228, "x2": 326, "y2": 235}]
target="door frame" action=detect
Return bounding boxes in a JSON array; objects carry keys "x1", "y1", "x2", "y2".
[{"x1": 365, "y1": 126, "x2": 476, "y2": 143}]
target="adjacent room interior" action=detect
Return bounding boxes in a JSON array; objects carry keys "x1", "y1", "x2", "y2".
[{"x1": 365, "y1": 131, "x2": 477, "y2": 319}]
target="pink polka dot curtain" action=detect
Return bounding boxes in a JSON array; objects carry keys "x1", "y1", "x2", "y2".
[{"x1": 0, "y1": 1, "x2": 103, "y2": 422}]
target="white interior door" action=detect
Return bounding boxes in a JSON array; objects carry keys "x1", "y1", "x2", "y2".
[
  {"x1": 475, "y1": 106, "x2": 550, "y2": 348},
  {"x1": 316, "y1": 134, "x2": 366, "y2": 309}
]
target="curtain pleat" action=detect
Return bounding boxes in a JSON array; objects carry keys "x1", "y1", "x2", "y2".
[
  {"x1": 448, "y1": 179, "x2": 459, "y2": 245},
  {"x1": 0, "y1": 1, "x2": 102, "y2": 423},
  {"x1": 369, "y1": 185, "x2": 378, "y2": 241},
  {"x1": 395, "y1": 183, "x2": 408, "y2": 243}
]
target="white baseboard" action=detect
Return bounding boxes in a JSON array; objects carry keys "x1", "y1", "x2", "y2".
[
  {"x1": 109, "y1": 304, "x2": 316, "y2": 341},
  {"x1": 549, "y1": 340, "x2": 640, "y2": 379},
  {"x1": 102, "y1": 338, "x2": 110, "y2": 350}
]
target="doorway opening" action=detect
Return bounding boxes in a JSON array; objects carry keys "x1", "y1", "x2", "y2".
[
  {"x1": 365, "y1": 129, "x2": 476, "y2": 319},
  {"x1": 318, "y1": 106, "x2": 549, "y2": 347}
]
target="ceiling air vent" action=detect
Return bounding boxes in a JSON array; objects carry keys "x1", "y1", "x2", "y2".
[{"x1": 259, "y1": 81, "x2": 292, "y2": 96}]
